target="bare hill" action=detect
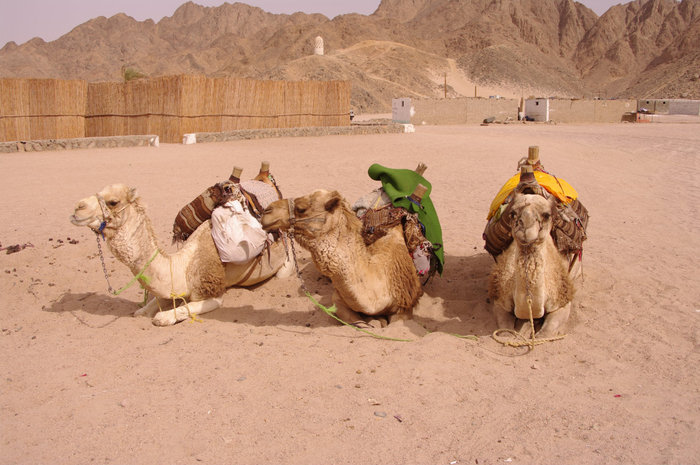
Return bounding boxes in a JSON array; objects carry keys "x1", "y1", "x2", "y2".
[{"x1": 1, "y1": 0, "x2": 698, "y2": 112}]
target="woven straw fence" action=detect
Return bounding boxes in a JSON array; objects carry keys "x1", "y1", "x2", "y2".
[
  {"x1": 86, "y1": 75, "x2": 351, "y2": 143},
  {"x1": 1, "y1": 75, "x2": 350, "y2": 143},
  {"x1": 0, "y1": 78, "x2": 87, "y2": 142}
]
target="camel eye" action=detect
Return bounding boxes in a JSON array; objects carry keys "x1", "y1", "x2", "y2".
[
  {"x1": 296, "y1": 207, "x2": 307, "y2": 215},
  {"x1": 509, "y1": 211, "x2": 517, "y2": 219},
  {"x1": 542, "y1": 212, "x2": 551, "y2": 221},
  {"x1": 108, "y1": 200, "x2": 119, "y2": 207}
]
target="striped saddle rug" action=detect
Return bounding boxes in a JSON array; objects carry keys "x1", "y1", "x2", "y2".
[
  {"x1": 172, "y1": 179, "x2": 281, "y2": 244},
  {"x1": 483, "y1": 189, "x2": 589, "y2": 259}
]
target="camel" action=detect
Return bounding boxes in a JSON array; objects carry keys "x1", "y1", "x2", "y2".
[
  {"x1": 70, "y1": 183, "x2": 293, "y2": 326},
  {"x1": 488, "y1": 191, "x2": 575, "y2": 338},
  {"x1": 260, "y1": 189, "x2": 424, "y2": 327}
]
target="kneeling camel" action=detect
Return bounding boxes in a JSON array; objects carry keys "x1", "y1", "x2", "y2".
[
  {"x1": 70, "y1": 183, "x2": 293, "y2": 326},
  {"x1": 489, "y1": 191, "x2": 576, "y2": 338},
  {"x1": 261, "y1": 189, "x2": 423, "y2": 327}
]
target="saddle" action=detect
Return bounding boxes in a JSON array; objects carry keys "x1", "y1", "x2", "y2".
[
  {"x1": 354, "y1": 180, "x2": 442, "y2": 283},
  {"x1": 483, "y1": 160, "x2": 589, "y2": 259},
  {"x1": 172, "y1": 163, "x2": 282, "y2": 244}
]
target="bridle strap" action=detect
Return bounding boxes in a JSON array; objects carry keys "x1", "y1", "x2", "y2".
[
  {"x1": 287, "y1": 198, "x2": 296, "y2": 225},
  {"x1": 94, "y1": 193, "x2": 130, "y2": 230},
  {"x1": 285, "y1": 197, "x2": 326, "y2": 227},
  {"x1": 96, "y1": 194, "x2": 112, "y2": 223}
]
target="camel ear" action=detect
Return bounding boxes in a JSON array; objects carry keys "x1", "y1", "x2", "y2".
[
  {"x1": 324, "y1": 191, "x2": 343, "y2": 212},
  {"x1": 127, "y1": 187, "x2": 140, "y2": 203}
]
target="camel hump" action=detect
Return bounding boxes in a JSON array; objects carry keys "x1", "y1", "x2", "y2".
[{"x1": 239, "y1": 180, "x2": 281, "y2": 218}]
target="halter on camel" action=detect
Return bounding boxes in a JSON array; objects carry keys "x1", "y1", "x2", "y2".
[
  {"x1": 94, "y1": 193, "x2": 129, "y2": 238},
  {"x1": 285, "y1": 198, "x2": 327, "y2": 229},
  {"x1": 279, "y1": 196, "x2": 326, "y2": 287},
  {"x1": 91, "y1": 192, "x2": 159, "y2": 298}
]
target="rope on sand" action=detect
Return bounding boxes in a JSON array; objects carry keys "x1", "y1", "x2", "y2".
[{"x1": 491, "y1": 296, "x2": 565, "y2": 351}]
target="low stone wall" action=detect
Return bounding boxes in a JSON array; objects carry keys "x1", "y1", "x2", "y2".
[
  {"x1": 410, "y1": 98, "x2": 519, "y2": 125},
  {"x1": 0, "y1": 135, "x2": 159, "y2": 153},
  {"x1": 0, "y1": 124, "x2": 408, "y2": 152},
  {"x1": 192, "y1": 123, "x2": 406, "y2": 143}
]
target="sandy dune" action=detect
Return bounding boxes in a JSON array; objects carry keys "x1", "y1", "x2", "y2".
[{"x1": 1, "y1": 122, "x2": 698, "y2": 464}]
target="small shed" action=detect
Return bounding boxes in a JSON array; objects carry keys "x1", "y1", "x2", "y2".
[
  {"x1": 392, "y1": 98, "x2": 413, "y2": 123},
  {"x1": 524, "y1": 98, "x2": 549, "y2": 122}
]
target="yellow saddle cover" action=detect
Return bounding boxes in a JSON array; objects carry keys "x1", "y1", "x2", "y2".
[{"x1": 487, "y1": 171, "x2": 578, "y2": 220}]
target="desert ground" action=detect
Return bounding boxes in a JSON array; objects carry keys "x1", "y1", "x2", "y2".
[{"x1": 1, "y1": 122, "x2": 698, "y2": 464}]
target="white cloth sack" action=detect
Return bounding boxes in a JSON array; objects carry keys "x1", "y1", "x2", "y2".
[
  {"x1": 211, "y1": 200, "x2": 269, "y2": 264},
  {"x1": 411, "y1": 241, "x2": 432, "y2": 276}
]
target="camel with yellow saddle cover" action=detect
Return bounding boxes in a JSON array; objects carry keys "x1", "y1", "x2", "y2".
[{"x1": 484, "y1": 147, "x2": 589, "y2": 342}]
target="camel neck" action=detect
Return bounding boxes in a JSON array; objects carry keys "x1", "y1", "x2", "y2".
[
  {"x1": 306, "y1": 221, "x2": 368, "y2": 284},
  {"x1": 107, "y1": 206, "x2": 162, "y2": 275},
  {"x1": 515, "y1": 242, "x2": 548, "y2": 295}
]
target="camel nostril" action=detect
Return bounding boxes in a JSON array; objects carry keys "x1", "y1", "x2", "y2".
[{"x1": 77, "y1": 201, "x2": 87, "y2": 210}]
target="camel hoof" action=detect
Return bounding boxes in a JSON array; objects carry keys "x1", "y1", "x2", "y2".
[
  {"x1": 350, "y1": 320, "x2": 373, "y2": 329},
  {"x1": 152, "y1": 311, "x2": 177, "y2": 326},
  {"x1": 134, "y1": 306, "x2": 157, "y2": 318}
]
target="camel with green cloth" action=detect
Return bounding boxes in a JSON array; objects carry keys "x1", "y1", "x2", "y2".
[
  {"x1": 260, "y1": 164, "x2": 443, "y2": 328},
  {"x1": 70, "y1": 183, "x2": 294, "y2": 326}
]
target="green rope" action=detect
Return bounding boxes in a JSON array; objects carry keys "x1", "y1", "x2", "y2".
[
  {"x1": 112, "y1": 250, "x2": 159, "y2": 296},
  {"x1": 305, "y1": 292, "x2": 478, "y2": 343},
  {"x1": 446, "y1": 332, "x2": 479, "y2": 341}
]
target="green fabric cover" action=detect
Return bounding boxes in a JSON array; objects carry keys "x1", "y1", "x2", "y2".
[{"x1": 367, "y1": 163, "x2": 444, "y2": 274}]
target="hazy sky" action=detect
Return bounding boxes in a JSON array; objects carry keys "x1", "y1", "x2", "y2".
[{"x1": 0, "y1": 0, "x2": 629, "y2": 48}]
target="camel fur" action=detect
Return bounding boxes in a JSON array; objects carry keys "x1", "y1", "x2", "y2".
[
  {"x1": 488, "y1": 192, "x2": 575, "y2": 338},
  {"x1": 261, "y1": 189, "x2": 423, "y2": 327},
  {"x1": 70, "y1": 184, "x2": 293, "y2": 326}
]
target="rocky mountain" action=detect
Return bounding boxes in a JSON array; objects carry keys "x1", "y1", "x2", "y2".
[{"x1": 1, "y1": 0, "x2": 698, "y2": 112}]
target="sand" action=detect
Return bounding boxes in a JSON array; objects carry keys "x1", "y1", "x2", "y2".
[{"x1": 1, "y1": 122, "x2": 698, "y2": 464}]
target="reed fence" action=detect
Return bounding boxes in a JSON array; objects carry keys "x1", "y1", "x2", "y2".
[
  {"x1": 0, "y1": 78, "x2": 87, "y2": 141},
  {"x1": 1, "y1": 76, "x2": 351, "y2": 143}
]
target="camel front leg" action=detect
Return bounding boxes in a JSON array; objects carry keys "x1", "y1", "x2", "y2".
[
  {"x1": 134, "y1": 296, "x2": 161, "y2": 318},
  {"x1": 151, "y1": 296, "x2": 224, "y2": 326},
  {"x1": 537, "y1": 302, "x2": 571, "y2": 338},
  {"x1": 332, "y1": 290, "x2": 387, "y2": 329},
  {"x1": 492, "y1": 299, "x2": 516, "y2": 331}
]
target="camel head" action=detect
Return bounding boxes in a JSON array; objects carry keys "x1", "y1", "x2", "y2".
[
  {"x1": 508, "y1": 193, "x2": 556, "y2": 248},
  {"x1": 261, "y1": 189, "x2": 352, "y2": 239},
  {"x1": 70, "y1": 184, "x2": 140, "y2": 235}
]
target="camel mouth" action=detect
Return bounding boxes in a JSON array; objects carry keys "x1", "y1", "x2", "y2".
[
  {"x1": 260, "y1": 208, "x2": 289, "y2": 232},
  {"x1": 261, "y1": 217, "x2": 287, "y2": 232},
  {"x1": 513, "y1": 227, "x2": 544, "y2": 247},
  {"x1": 70, "y1": 214, "x2": 99, "y2": 229},
  {"x1": 260, "y1": 212, "x2": 274, "y2": 230}
]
